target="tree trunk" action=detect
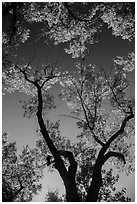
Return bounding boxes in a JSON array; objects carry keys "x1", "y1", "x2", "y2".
[
  {"x1": 65, "y1": 178, "x2": 80, "y2": 202},
  {"x1": 86, "y1": 163, "x2": 102, "y2": 202},
  {"x1": 36, "y1": 86, "x2": 80, "y2": 202}
]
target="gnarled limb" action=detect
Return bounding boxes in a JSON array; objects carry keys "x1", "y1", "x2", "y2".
[
  {"x1": 86, "y1": 107, "x2": 134, "y2": 202},
  {"x1": 19, "y1": 67, "x2": 80, "y2": 201},
  {"x1": 99, "y1": 106, "x2": 134, "y2": 157},
  {"x1": 102, "y1": 151, "x2": 126, "y2": 165}
]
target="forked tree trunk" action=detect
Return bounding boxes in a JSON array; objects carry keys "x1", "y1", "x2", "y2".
[{"x1": 20, "y1": 70, "x2": 134, "y2": 202}]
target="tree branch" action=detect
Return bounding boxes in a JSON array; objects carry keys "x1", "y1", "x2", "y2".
[
  {"x1": 106, "y1": 107, "x2": 134, "y2": 147},
  {"x1": 13, "y1": 179, "x2": 25, "y2": 199},
  {"x1": 17, "y1": 65, "x2": 69, "y2": 182},
  {"x1": 72, "y1": 80, "x2": 104, "y2": 146},
  {"x1": 102, "y1": 151, "x2": 126, "y2": 164},
  {"x1": 19, "y1": 68, "x2": 36, "y2": 85},
  {"x1": 64, "y1": 2, "x2": 101, "y2": 23},
  {"x1": 40, "y1": 75, "x2": 57, "y2": 88},
  {"x1": 57, "y1": 114, "x2": 84, "y2": 122},
  {"x1": 15, "y1": 56, "x2": 36, "y2": 85},
  {"x1": 36, "y1": 86, "x2": 70, "y2": 184},
  {"x1": 99, "y1": 106, "x2": 134, "y2": 156}
]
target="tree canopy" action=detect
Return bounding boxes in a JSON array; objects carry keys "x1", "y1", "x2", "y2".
[
  {"x1": 3, "y1": 2, "x2": 134, "y2": 57},
  {"x1": 2, "y1": 2, "x2": 135, "y2": 202}
]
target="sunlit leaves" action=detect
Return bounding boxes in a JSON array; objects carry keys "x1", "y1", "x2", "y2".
[
  {"x1": 3, "y1": 62, "x2": 60, "y2": 118},
  {"x1": 41, "y1": 2, "x2": 134, "y2": 58},
  {"x1": 99, "y1": 169, "x2": 131, "y2": 202},
  {"x1": 3, "y1": 2, "x2": 31, "y2": 41},
  {"x1": 108, "y1": 53, "x2": 135, "y2": 111},
  {"x1": 114, "y1": 52, "x2": 135, "y2": 72},
  {"x1": 24, "y1": 2, "x2": 63, "y2": 26},
  {"x1": 48, "y1": 20, "x2": 97, "y2": 58},
  {"x1": 101, "y1": 3, "x2": 135, "y2": 41},
  {"x1": 17, "y1": 28, "x2": 30, "y2": 44},
  {"x1": 2, "y1": 2, "x2": 134, "y2": 59},
  {"x1": 2, "y1": 134, "x2": 44, "y2": 202}
]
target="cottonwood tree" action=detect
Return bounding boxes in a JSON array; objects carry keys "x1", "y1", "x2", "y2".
[
  {"x1": 2, "y1": 132, "x2": 45, "y2": 202},
  {"x1": 2, "y1": 2, "x2": 135, "y2": 202},
  {"x1": 2, "y1": 53, "x2": 134, "y2": 201}
]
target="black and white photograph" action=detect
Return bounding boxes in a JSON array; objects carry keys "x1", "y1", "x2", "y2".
[{"x1": 2, "y1": 2, "x2": 135, "y2": 202}]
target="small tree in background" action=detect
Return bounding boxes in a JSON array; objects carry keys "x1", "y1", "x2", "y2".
[
  {"x1": 2, "y1": 132, "x2": 45, "y2": 202},
  {"x1": 45, "y1": 189, "x2": 65, "y2": 202}
]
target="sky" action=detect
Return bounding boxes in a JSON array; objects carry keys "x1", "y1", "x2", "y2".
[{"x1": 2, "y1": 2, "x2": 135, "y2": 202}]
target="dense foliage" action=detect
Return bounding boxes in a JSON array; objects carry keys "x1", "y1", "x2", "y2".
[
  {"x1": 2, "y1": 133, "x2": 45, "y2": 202},
  {"x1": 3, "y1": 2, "x2": 134, "y2": 57}
]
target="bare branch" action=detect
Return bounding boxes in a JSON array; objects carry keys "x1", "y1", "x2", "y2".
[
  {"x1": 24, "y1": 53, "x2": 35, "y2": 69},
  {"x1": 102, "y1": 151, "x2": 126, "y2": 164},
  {"x1": 18, "y1": 67, "x2": 36, "y2": 85},
  {"x1": 57, "y1": 114, "x2": 84, "y2": 122},
  {"x1": 40, "y1": 75, "x2": 57, "y2": 88},
  {"x1": 15, "y1": 55, "x2": 37, "y2": 86},
  {"x1": 82, "y1": 105, "x2": 104, "y2": 146},
  {"x1": 74, "y1": 83, "x2": 104, "y2": 146},
  {"x1": 92, "y1": 132, "x2": 105, "y2": 146},
  {"x1": 107, "y1": 107, "x2": 134, "y2": 146},
  {"x1": 99, "y1": 64, "x2": 130, "y2": 113}
]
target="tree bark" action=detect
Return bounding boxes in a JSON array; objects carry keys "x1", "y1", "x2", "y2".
[
  {"x1": 86, "y1": 161, "x2": 102, "y2": 202},
  {"x1": 65, "y1": 178, "x2": 80, "y2": 202}
]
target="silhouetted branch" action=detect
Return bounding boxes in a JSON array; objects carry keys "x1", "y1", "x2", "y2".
[
  {"x1": 19, "y1": 67, "x2": 36, "y2": 85},
  {"x1": 72, "y1": 80, "x2": 105, "y2": 146},
  {"x1": 13, "y1": 181, "x2": 24, "y2": 200},
  {"x1": 102, "y1": 151, "x2": 126, "y2": 164},
  {"x1": 106, "y1": 107, "x2": 134, "y2": 147},
  {"x1": 99, "y1": 106, "x2": 134, "y2": 157}
]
